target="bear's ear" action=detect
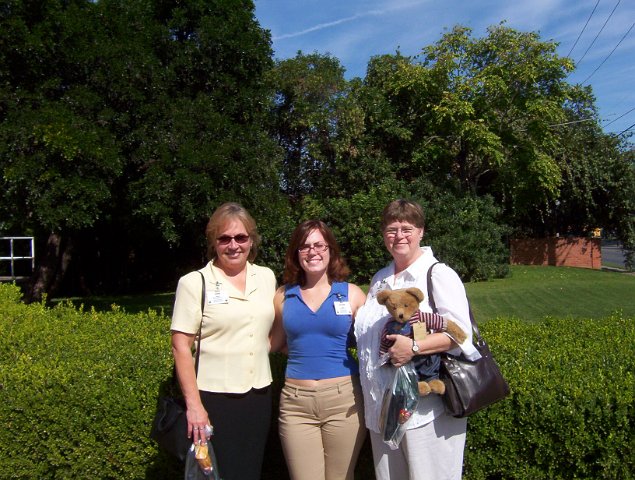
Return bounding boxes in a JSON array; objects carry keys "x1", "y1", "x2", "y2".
[
  {"x1": 377, "y1": 290, "x2": 390, "y2": 305},
  {"x1": 406, "y1": 287, "x2": 424, "y2": 303}
]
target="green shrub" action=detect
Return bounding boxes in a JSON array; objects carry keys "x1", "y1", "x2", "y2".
[
  {"x1": 297, "y1": 184, "x2": 510, "y2": 285},
  {"x1": 422, "y1": 191, "x2": 511, "y2": 281},
  {"x1": 466, "y1": 315, "x2": 635, "y2": 479},
  {"x1": 1, "y1": 282, "x2": 633, "y2": 479},
  {"x1": 0, "y1": 283, "x2": 181, "y2": 479}
]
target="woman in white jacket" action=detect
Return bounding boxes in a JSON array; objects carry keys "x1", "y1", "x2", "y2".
[{"x1": 354, "y1": 199, "x2": 480, "y2": 480}]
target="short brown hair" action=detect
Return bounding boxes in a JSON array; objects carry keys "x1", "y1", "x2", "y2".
[
  {"x1": 283, "y1": 220, "x2": 350, "y2": 286},
  {"x1": 205, "y1": 202, "x2": 261, "y2": 262},
  {"x1": 381, "y1": 199, "x2": 425, "y2": 231}
]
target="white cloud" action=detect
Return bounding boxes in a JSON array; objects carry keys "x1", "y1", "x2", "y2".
[{"x1": 272, "y1": 0, "x2": 429, "y2": 40}]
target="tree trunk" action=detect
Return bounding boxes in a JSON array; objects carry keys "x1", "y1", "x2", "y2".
[{"x1": 26, "y1": 232, "x2": 74, "y2": 303}]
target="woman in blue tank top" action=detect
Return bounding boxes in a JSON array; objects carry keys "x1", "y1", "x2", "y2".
[{"x1": 270, "y1": 220, "x2": 367, "y2": 480}]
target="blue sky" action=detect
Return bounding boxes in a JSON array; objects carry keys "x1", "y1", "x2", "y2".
[{"x1": 254, "y1": 0, "x2": 635, "y2": 138}]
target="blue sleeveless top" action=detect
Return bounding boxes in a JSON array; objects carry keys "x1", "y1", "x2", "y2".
[{"x1": 283, "y1": 281, "x2": 359, "y2": 379}]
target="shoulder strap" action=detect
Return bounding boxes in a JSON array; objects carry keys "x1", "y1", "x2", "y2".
[
  {"x1": 426, "y1": 262, "x2": 483, "y2": 342},
  {"x1": 194, "y1": 271, "x2": 205, "y2": 376},
  {"x1": 426, "y1": 261, "x2": 442, "y2": 313}
]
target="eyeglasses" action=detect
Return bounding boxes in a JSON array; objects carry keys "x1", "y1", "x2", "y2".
[
  {"x1": 298, "y1": 242, "x2": 329, "y2": 254},
  {"x1": 216, "y1": 234, "x2": 250, "y2": 245},
  {"x1": 384, "y1": 227, "x2": 417, "y2": 237}
]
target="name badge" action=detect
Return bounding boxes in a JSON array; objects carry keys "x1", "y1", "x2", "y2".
[
  {"x1": 334, "y1": 301, "x2": 352, "y2": 315},
  {"x1": 370, "y1": 279, "x2": 389, "y2": 298},
  {"x1": 413, "y1": 321, "x2": 428, "y2": 342},
  {"x1": 207, "y1": 289, "x2": 229, "y2": 305}
]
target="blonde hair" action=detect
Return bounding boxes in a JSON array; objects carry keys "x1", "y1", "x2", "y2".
[{"x1": 205, "y1": 202, "x2": 261, "y2": 262}]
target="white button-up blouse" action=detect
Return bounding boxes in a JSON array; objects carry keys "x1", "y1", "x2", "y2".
[{"x1": 354, "y1": 247, "x2": 481, "y2": 433}]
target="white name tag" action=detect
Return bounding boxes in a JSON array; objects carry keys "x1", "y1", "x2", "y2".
[
  {"x1": 334, "y1": 301, "x2": 352, "y2": 315},
  {"x1": 370, "y1": 279, "x2": 389, "y2": 298},
  {"x1": 207, "y1": 289, "x2": 229, "y2": 305}
]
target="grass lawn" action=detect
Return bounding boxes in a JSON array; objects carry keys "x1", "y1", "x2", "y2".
[
  {"x1": 53, "y1": 291, "x2": 176, "y2": 316},
  {"x1": 466, "y1": 265, "x2": 635, "y2": 322}
]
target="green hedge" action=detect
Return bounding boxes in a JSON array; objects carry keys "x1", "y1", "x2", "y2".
[
  {"x1": 464, "y1": 314, "x2": 635, "y2": 479},
  {"x1": 0, "y1": 283, "x2": 181, "y2": 479},
  {"x1": 1, "y1": 283, "x2": 633, "y2": 479}
]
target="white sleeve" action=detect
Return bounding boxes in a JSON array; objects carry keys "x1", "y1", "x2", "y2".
[{"x1": 430, "y1": 263, "x2": 481, "y2": 360}]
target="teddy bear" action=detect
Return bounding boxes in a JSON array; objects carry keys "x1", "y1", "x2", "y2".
[{"x1": 377, "y1": 287, "x2": 467, "y2": 396}]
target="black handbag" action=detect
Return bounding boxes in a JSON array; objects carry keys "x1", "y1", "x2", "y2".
[
  {"x1": 150, "y1": 395, "x2": 189, "y2": 460},
  {"x1": 427, "y1": 262, "x2": 510, "y2": 418},
  {"x1": 150, "y1": 271, "x2": 205, "y2": 460}
]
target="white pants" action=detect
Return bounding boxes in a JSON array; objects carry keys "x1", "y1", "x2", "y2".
[{"x1": 370, "y1": 413, "x2": 467, "y2": 480}]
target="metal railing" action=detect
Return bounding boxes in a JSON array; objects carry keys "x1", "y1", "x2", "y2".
[{"x1": 0, "y1": 236, "x2": 35, "y2": 281}]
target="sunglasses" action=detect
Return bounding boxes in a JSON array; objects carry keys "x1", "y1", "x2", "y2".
[{"x1": 216, "y1": 234, "x2": 250, "y2": 245}]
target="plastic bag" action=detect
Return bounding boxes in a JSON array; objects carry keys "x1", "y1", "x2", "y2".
[
  {"x1": 184, "y1": 439, "x2": 221, "y2": 480},
  {"x1": 378, "y1": 362, "x2": 420, "y2": 449}
]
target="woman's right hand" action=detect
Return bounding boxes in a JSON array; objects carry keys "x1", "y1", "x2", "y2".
[
  {"x1": 187, "y1": 403, "x2": 211, "y2": 444},
  {"x1": 172, "y1": 331, "x2": 212, "y2": 445}
]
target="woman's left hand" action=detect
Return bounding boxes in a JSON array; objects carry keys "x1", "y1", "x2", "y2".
[{"x1": 386, "y1": 334, "x2": 415, "y2": 367}]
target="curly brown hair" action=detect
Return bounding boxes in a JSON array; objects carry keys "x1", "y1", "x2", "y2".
[{"x1": 282, "y1": 220, "x2": 350, "y2": 286}]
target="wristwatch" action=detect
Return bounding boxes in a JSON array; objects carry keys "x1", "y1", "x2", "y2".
[{"x1": 411, "y1": 339, "x2": 420, "y2": 353}]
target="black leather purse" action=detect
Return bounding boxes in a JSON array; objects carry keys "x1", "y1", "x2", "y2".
[
  {"x1": 427, "y1": 263, "x2": 510, "y2": 418},
  {"x1": 150, "y1": 271, "x2": 205, "y2": 460}
]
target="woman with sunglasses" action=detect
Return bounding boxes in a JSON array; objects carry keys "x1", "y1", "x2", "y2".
[
  {"x1": 270, "y1": 220, "x2": 367, "y2": 480},
  {"x1": 170, "y1": 202, "x2": 276, "y2": 480}
]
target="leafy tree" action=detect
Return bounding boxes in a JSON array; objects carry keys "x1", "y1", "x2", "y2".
[
  {"x1": 267, "y1": 52, "x2": 347, "y2": 200},
  {"x1": 267, "y1": 52, "x2": 395, "y2": 203},
  {"x1": 553, "y1": 90, "x2": 634, "y2": 267},
  {"x1": 125, "y1": 0, "x2": 289, "y2": 278},
  {"x1": 420, "y1": 187, "x2": 511, "y2": 281},
  {"x1": 317, "y1": 77, "x2": 395, "y2": 200},
  {"x1": 0, "y1": 0, "x2": 126, "y2": 298},
  {"x1": 361, "y1": 25, "x2": 575, "y2": 210},
  {"x1": 0, "y1": 0, "x2": 285, "y2": 299},
  {"x1": 352, "y1": 24, "x2": 633, "y2": 273}
]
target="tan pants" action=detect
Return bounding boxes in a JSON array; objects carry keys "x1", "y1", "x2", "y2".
[{"x1": 279, "y1": 377, "x2": 367, "y2": 480}]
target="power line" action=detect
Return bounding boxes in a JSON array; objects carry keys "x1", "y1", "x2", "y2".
[
  {"x1": 581, "y1": 21, "x2": 634, "y2": 84},
  {"x1": 616, "y1": 122, "x2": 635, "y2": 136},
  {"x1": 549, "y1": 118, "x2": 596, "y2": 128},
  {"x1": 603, "y1": 106, "x2": 635, "y2": 128},
  {"x1": 577, "y1": 0, "x2": 621, "y2": 65},
  {"x1": 567, "y1": 0, "x2": 600, "y2": 58},
  {"x1": 545, "y1": 109, "x2": 635, "y2": 130}
]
